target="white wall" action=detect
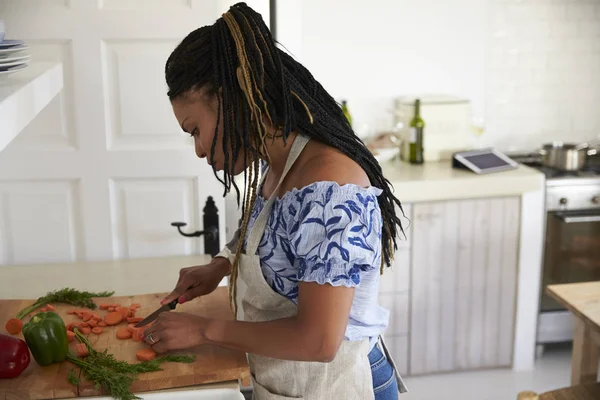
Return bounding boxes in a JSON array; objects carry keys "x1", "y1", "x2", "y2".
[
  {"x1": 278, "y1": 0, "x2": 600, "y2": 152},
  {"x1": 484, "y1": 0, "x2": 600, "y2": 151}
]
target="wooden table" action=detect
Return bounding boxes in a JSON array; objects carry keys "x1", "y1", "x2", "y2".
[{"x1": 547, "y1": 282, "x2": 600, "y2": 385}]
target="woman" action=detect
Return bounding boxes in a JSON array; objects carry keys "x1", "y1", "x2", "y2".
[{"x1": 143, "y1": 3, "x2": 407, "y2": 399}]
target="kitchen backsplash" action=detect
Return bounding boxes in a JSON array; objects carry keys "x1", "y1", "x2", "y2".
[{"x1": 484, "y1": 0, "x2": 600, "y2": 151}]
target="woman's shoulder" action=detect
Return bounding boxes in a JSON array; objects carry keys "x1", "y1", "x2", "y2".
[{"x1": 290, "y1": 144, "x2": 371, "y2": 192}]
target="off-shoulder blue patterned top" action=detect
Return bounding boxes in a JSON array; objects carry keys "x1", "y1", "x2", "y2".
[{"x1": 245, "y1": 180, "x2": 390, "y2": 349}]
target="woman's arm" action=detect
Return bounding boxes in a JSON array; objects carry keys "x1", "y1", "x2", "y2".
[{"x1": 146, "y1": 282, "x2": 355, "y2": 362}]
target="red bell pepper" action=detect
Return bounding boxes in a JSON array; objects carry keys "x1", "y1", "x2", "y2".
[{"x1": 0, "y1": 333, "x2": 30, "y2": 378}]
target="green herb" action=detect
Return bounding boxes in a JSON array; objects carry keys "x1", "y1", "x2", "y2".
[
  {"x1": 67, "y1": 368, "x2": 80, "y2": 385},
  {"x1": 67, "y1": 329, "x2": 195, "y2": 400},
  {"x1": 15, "y1": 288, "x2": 114, "y2": 319}
]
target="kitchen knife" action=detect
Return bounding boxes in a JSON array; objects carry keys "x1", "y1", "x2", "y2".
[{"x1": 134, "y1": 299, "x2": 178, "y2": 328}]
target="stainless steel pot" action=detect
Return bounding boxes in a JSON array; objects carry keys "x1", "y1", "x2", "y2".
[{"x1": 540, "y1": 141, "x2": 598, "y2": 171}]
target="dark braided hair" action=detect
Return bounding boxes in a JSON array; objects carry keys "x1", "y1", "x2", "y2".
[{"x1": 165, "y1": 2, "x2": 405, "y2": 312}]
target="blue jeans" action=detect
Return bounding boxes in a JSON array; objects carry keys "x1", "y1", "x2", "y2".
[{"x1": 369, "y1": 343, "x2": 399, "y2": 399}]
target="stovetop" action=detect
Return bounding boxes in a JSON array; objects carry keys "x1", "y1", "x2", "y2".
[{"x1": 509, "y1": 153, "x2": 600, "y2": 181}]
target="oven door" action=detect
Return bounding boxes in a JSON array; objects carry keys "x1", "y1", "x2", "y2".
[{"x1": 541, "y1": 209, "x2": 600, "y2": 312}]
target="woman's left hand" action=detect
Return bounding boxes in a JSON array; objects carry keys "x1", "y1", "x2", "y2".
[{"x1": 143, "y1": 312, "x2": 208, "y2": 353}]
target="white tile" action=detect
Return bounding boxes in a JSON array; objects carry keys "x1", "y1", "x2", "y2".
[{"x1": 566, "y1": 3, "x2": 596, "y2": 21}]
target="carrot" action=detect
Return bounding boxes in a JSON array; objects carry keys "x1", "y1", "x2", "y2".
[
  {"x1": 76, "y1": 312, "x2": 83, "y2": 319},
  {"x1": 110, "y1": 303, "x2": 120, "y2": 308},
  {"x1": 46, "y1": 304, "x2": 56, "y2": 311},
  {"x1": 39, "y1": 307, "x2": 48, "y2": 312},
  {"x1": 107, "y1": 307, "x2": 115, "y2": 312},
  {"x1": 80, "y1": 327, "x2": 92, "y2": 335},
  {"x1": 104, "y1": 311, "x2": 123, "y2": 326},
  {"x1": 116, "y1": 327, "x2": 132, "y2": 339},
  {"x1": 66, "y1": 322, "x2": 76, "y2": 332},
  {"x1": 91, "y1": 327, "x2": 103, "y2": 334},
  {"x1": 92, "y1": 313, "x2": 101, "y2": 321},
  {"x1": 88, "y1": 320, "x2": 98, "y2": 328},
  {"x1": 126, "y1": 317, "x2": 143, "y2": 323},
  {"x1": 132, "y1": 328, "x2": 145, "y2": 342},
  {"x1": 75, "y1": 343, "x2": 89, "y2": 357},
  {"x1": 79, "y1": 322, "x2": 89, "y2": 328},
  {"x1": 99, "y1": 304, "x2": 110, "y2": 310},
  {"x1": 82, "y1": 311, "x2": 92, "y2": 322},
  {"x1": 97, "y1": 321, "x2": 107, "y2": 327},
  {"x1": 5, "y1": 318, "x2": 23, "y2": 335},
  {"x1": 127, "y1": 324, "x2": 136, "y2": 333},
  {"x1": 67, "y1": 310, "x2": 76, "y2": 315},
  {"x1": 136, "y1": 348, "x2": 156, "y2": 361},
  {"x1": 117, "y1": 307, "x2": 131, "y2": 319},
  {"x1": 67, "y1": 331, "x2": 76, "y2": 342}
]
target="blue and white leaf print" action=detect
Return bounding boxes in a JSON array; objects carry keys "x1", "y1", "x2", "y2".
[{"x1": 244, "y1": 181, "x2": 384, "y2": 302}]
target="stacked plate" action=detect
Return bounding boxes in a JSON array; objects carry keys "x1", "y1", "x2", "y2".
[{"x1": 0, "y1": 39, "x2": 30, "y2": 77}]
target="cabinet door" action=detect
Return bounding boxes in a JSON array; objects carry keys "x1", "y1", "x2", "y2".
[{"x1": 410, "y1": 197, "x2": 520, "y2": 375}]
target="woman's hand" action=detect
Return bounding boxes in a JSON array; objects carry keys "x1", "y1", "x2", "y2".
[
  {"x1": 161, "y1": 257, "x2": 231, "y2": 305},
  {"x1": 143, "y1": 312, "x2": 209, "y2": 353}
]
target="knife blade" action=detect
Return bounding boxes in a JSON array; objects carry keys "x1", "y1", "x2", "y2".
[{"x1": 134, "y1": 299, "x2": 178, "y2": 328}]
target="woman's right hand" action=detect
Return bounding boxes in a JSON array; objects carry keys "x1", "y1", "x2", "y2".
[{"x1": 161, "y1": 257, "x2": 231, "y2": 305}]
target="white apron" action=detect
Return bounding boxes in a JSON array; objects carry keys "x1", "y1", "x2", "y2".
[{"x1": 222, "y1": 133, "x2": 407, "y2": 399}]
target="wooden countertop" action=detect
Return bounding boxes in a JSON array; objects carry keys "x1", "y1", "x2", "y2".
[{"x1": 547, "y1": 281, "x2": 600, "y2": 336}]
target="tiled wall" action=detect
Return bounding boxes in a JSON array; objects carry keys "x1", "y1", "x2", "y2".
[{"x1": 484, "y1": 0, "x2": 600, "y2": 151}]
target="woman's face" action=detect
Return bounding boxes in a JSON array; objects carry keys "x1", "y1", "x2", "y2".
[{"x1": 171, "y1": 90, "x2": 247, "y2": 174}]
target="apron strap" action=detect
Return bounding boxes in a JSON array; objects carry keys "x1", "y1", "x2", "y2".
[{"x1": 246, "y1": 134, "x2": 311, "y2": 254}]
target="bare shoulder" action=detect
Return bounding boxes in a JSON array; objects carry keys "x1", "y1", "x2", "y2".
[{"x1": 289, "y1": 141, "x2": 371, "y2": 190}]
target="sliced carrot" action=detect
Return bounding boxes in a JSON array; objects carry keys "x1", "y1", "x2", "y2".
[
  {"x1": 76, "y1": 312, "x2": 83, "y2": 319},
  {"x1": 82, "y1": 312, "x2": 92, "y2": 322},
  {"x1": 110, "y1": 303, "x2": 120, "y2": 308},
  {"x1": 91, "y1": 327, "x2": 103, "y2": 334},
  {"x1": 79, "y1": 322, "x2": 89, "y2": 328},
  {"x1": 117, "y1": 307, "x2": 131, "y2": 319},
  {"x1": 116, "y1": 327, "x2": 132, "y2": 339},
  {"x1": 99, "y1": 304, "x2": 110, "y2": 310},
  {"x1": 132, "y1": 328, "x2": 145, "y2": 342},
  {"x1": 88, "y1": 320, "x2": 98, "y2": 328},
  {"x1": 92, "y1": 313, "x2": 101, "y2": 321},
  {"x1": 97, "y1": 321, "x2": 107, "y2": 327},
  {"x1": 66, "y1": 322, "x2": 77, "y2": 332},
  {"x1": 67, "y1": 310, "x2": 76, "y2": 315},
  {"x1": 67, "y1": 331, "x2": 76, "y2": 342},
  {"x1": 104, "y1": 311, "x2": 123, "y2": 326},
  {"x1": 5, "y1": 318, "x2": 23, "y2": 335},
  {"x1": 126, "y1": 317, "x2": 143, "y2": 323},
  {"x1": 39, "y1": 307, "x2": 48, "y2": 312},
  {"x1": 80, "y1": 327, "x2": 92, "y2": 335},
  {"x1": 75, "y1": 343, "x2": 89, "y2": 357},
  {"x1": 46, "y1": 304, "x2": 56, "y2": 311},
  {"x1": 136, "y1": 348, "x2": 156, "y2": 361},
  {"x1": 107, "y1": 307, "x2": 115, "y2": 312}
]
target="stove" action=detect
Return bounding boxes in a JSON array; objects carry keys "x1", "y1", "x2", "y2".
[{"x1": 510, "y1": 152, "x2": 600, "y2": 344}]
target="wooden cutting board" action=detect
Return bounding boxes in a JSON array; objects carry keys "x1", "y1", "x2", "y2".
[{"x1": 0, "y1": 287, "x2": 250, "y2": 399}]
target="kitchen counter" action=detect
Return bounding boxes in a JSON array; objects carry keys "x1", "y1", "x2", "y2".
[
  {"x1": 0, "y1": 254, "x2": 212, "y2": 299},
  {"x1": 380, "y1": 159, "x2": 545, "y2": 202}
]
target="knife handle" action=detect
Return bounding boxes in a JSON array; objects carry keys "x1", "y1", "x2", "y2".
[{"x1": 167, "y1": 299, "x2": 178, "y2": 310}]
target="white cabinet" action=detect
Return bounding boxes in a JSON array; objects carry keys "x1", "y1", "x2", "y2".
[
  {"x1": 409, "y1": 197, "x2": 520, "y2": 375},
  {"x1": 379, "y1": 204, "x2": 412, "y2": 375}
]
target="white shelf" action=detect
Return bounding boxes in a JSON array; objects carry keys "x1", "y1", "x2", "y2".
[{"x1": 0, "y1": 62, "x2": 63, "y2": 153}]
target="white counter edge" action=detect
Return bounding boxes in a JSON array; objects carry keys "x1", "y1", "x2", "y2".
[{"x1": 0, "y1": 62, "x2": 64, "y2": 153}]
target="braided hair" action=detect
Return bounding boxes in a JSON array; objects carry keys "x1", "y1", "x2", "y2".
[{"x1": 165, "y1": 2, "x2": 405, "y2": 313}]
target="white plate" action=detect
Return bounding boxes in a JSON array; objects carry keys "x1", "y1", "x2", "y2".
[
  {"x1": 0, "y1": 53, "x2": 30, "y2": 64},
  {"x1": 0, "y1": 56, "x2": 30, "y2": 70},
  {"x1": 0, "y1": 44, "x2": 28, "y2": 57},
  {"x1": 0, "y1": 63, "x2": 27, "y2": 76},
  {"x1": 88, "y1": 389, "x2": 245, "y2": 400},
  {"x1": 0, "y1": 40, "x2": 25, "y2": 49}
]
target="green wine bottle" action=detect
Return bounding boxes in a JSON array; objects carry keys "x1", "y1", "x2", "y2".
[
  {"x1": 341, "y1": 100, "x2": 352, "y2": 127},
  {"x1": 409, "y1": 98, "x2": 425, "y2": 164}
]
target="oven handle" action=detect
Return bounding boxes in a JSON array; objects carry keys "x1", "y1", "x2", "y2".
[{"x1": 555, "y1": 213, "x2": 600, "y2": 224}]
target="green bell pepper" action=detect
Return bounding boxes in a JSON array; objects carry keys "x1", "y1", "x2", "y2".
[{"x1": 22, "y1": 311, "x2": 69, "y2": 366}]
